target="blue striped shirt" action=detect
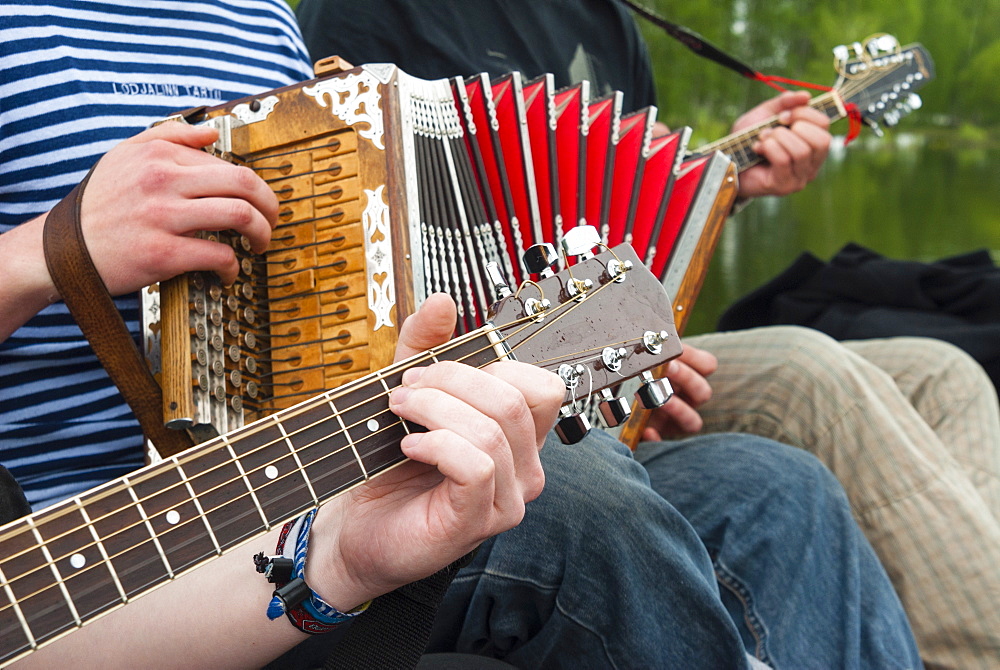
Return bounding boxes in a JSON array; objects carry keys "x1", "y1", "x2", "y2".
[{"x1": 0, "y1": 0, "x2": 314, "y2": 510}]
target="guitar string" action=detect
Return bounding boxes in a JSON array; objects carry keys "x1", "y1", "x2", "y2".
[
  {"x1": 0, "y1": 270, "x2": 651, "y2": 623},
  {"x1": 0, "y1": 288, "x2": 642, "y2": 626},
  {"x1": 15, "y1": 85, "x2": 660, "y2": 572}
]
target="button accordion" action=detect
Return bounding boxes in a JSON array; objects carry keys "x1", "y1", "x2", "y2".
[{"x1": 141, "y1": 58, "x2": 738, "y2": 446}]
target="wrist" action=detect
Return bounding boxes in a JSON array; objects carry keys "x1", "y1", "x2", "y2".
[
  {"x1": 257, "y1": 508, "x2": 371, "y2": 634},
  {"x1": 0, "y1": 214, "x2": 60, "y2": 341},
  {"x1": 302, "y1": 500, "x2": 373, "y2": 612}
]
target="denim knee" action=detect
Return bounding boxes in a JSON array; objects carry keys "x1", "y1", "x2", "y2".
[{"x1": 636, "y1": 433, "x2": 851, "y2": 547}]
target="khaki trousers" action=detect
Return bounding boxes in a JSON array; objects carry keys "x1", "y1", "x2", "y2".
[{"x1": 685, "y1": 326, "x2": 1000, "y2": 670}]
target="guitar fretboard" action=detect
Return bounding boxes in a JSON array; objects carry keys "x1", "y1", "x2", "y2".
[{"x1": 0, "y1": 331, "x2": 495, "y2": 661}]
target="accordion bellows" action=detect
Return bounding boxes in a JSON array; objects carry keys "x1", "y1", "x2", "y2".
[{"x1": 141, "y1": 60, "x2": 737, "y2": 442}]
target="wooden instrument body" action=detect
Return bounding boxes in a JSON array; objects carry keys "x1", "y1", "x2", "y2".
[{"x1": 143, "y1": 65, "x2": 418, "y2": 442}]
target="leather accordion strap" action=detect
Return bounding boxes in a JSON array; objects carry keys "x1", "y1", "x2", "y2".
[{"x1": 41, "y1": 167, "x2": 195, "y2": 458}]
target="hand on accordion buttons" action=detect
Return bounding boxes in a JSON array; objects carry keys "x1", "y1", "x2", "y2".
[
  {"x1": 641, "y1": 343, "x2": 719, "y2": 442},
  {"x1": 731, "y1": 91, "x2": 832, "y2": 199},
  {"x1": 77, "y1": 122, "x2": 278, "y2": 294},
  {"x1": 302, "y1": 294, "x2": 561, "y2": 612}
]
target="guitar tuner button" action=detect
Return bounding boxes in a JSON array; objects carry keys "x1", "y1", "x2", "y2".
[
  {"x1": 598, "y1": 389, "x2": 632, "y2": 428},
  {"x1": 555, "y1": 410, "x2": 592, "y2": 444},
  {"x1": 636, "y1": 371, "x2": 674, "y2": 410},
  {"x1": 486, "y1": 261, "x2": 513, "y2": 298},
  {"x1": 561, "y1": 225, "x2": 601, "y2": 258},
  {"x1": 523, "y1": 243, "x2": 559, "y2": 277}
]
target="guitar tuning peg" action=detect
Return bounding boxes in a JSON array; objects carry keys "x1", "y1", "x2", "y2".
[
  {"x1": 636, "y1": 370, "x2": 674, "y2": 410},
  {"x1": 597, "y1": 388, "x2": 631, "y2": 428},
  {"x1": 523, "y1": 243, "x2": 559, "y2": 277},
  {"x1": 554, "y1": 407, "x2": 591, "y2": 444},
  {"x1": 486, "y1": 261, "x2": 512, "y2": 298},
  {"x1": 560, "y1": 225, "x2": 601, "y2": 260}
]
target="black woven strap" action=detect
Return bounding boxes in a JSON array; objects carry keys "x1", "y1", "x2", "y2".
[{"x1": 322, "y1": 550, "x2": 476, "y2": 670}]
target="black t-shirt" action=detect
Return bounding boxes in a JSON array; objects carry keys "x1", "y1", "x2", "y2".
[{"x1": 296, "y1": 0, "x2": 657, "y2": 113}]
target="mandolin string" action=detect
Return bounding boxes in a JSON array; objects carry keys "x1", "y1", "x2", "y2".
[
  {"x1": 0, "y1": 269, "x2": 645, "y2": 617},
  {"x1": 705, "y1": 63, "x2": 909, "y2": 159}
]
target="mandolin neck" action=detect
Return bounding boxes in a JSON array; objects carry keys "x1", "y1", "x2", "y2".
[{"x1": 693, "y1": 90, "x2": 846, "y2": 172}]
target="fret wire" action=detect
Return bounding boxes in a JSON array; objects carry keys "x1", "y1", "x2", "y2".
[
  {"x1": 378, "y1": 373, "x2": 410, "y2": 436},
  {"x1": 274, "y1": 422, "x2": 320, "y2": 506},
  {"x1": 26, "y1": 517, "x2": 82, "y2": 627},
  {"x1": 173, "y1": 462, "x2": 223, "y2": 557},
  {"x1": 123, "y1": 479, "x2": 175, "y2": 579},
  {"x1": 221, "y1": 436, "x2": 272, "y2": 531},
  {"x1": 329, "y1": 396, "x2": 368, "y2": 480},
  {"x1": 0, "y1": 558, "x2": 37, "y2": 650},
  {"x1": 74, "y1": 498, "x2": 128, "y2": 604},
  {"x1": 0, "y1": 336, "x2": 541, "y2": 626},
  {"x1": 0, "y1": 277, "x2": 613, "y2": 611}
]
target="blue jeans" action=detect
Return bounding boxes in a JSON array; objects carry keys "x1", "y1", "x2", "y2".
[{"x1": 427, "y1": 431, "x2": 921, "y2": 669}]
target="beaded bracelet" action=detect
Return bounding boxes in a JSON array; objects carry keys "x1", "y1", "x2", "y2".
[{"x1": 254, "y1": 509, "x2": 371, "y2": 634}]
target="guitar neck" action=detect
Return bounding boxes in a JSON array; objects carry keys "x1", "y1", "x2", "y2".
[
  {"x1": 0, "y1": 243, "x2": 683, "y2": 666},
  {"x1": 0, "y1": 329, "x2": 496, "y2": 663},
  {"x1": 693, "y1": 90, "x2": 845, "y2": 172}
]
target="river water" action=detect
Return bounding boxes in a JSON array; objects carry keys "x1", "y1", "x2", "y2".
[{"x1": 684, "y1": 131, "x2": 1000, "y2": 335}]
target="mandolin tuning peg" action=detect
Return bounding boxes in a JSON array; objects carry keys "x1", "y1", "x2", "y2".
[
  {"x1": 863, "y1": 117, "x2": 885, "y2": 138},
  {"x1": 523, "y1": 243, "x2": 559, "y2": 277},
  {"x1": 898, "y1": 93, "x2": 922, "y2": 117},
  {"x1": 597, "y1": 388, "x2": 631, "y2": 428},
  {"x1": 554, "y1": 407, "x2": 592, "y2": 444},
  {"x1": 636, "y1": 371, "x2": 674, "y2": 410}
]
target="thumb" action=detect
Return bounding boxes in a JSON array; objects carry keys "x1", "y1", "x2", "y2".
[{"x1": 394, "y1": 293, "x2": 458, "y2": 361}]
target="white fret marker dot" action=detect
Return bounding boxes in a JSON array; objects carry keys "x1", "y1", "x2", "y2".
[
  {"x1": 265, "y1": 465, "x2": 279, "y2": 480},
  {"x1": 367, "y1": 419, "x2": 379, "y2": 432},
  {"x1": 165, "y1": 510, "x2": 181, "y2": 525},
  {"x1": 70, "y1": 553, "x2": 86, "y2": 570}
]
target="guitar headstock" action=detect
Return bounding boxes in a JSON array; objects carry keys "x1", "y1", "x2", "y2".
[
  {"x1": 833, "y1": 35, "x2": 934, "y2": 132},
  {"x1": 487, "y1": 241, "x2": 683, "y2": 442}
]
